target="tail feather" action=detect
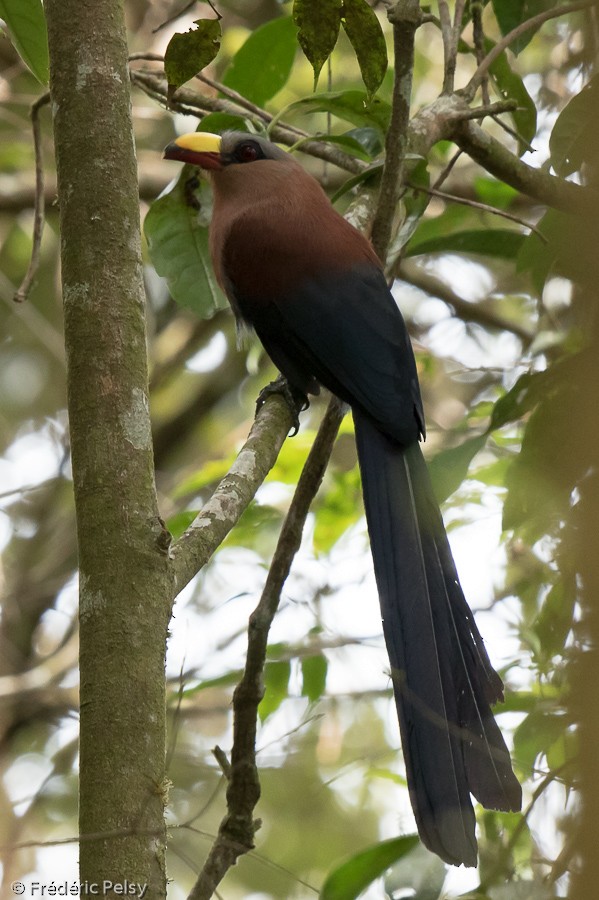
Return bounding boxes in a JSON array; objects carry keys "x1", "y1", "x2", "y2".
[{"x1": 353, "y1": 408, "x2": 521, "y2": 867}]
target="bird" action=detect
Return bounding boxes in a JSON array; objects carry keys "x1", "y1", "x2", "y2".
[{"x1": 163, "y1": 130, "x2": 522, "y2": 867}]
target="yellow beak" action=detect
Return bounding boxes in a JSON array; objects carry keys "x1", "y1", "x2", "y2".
[{"x1": 163, "y1": 132, "x2": 223, "y2": 169}]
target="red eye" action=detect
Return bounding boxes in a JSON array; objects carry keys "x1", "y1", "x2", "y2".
[{"x1": 236, "y1": 142, "x2": 259, "y2": 163}]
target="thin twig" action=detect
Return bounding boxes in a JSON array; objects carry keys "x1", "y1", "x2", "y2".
[
  {"x1": 152, "y1": 0, "x2": 197, "y2": 33},
  {"x1": 466, "y1": 0, "x2": 599, "y2": 98},
  {"x1": 177, "y1": 824, "x2": 320, "y2": 894},
  {"x1": 471, "y1": 0, "x2": 490, "y2": 104},
  {"x1": 130, "y1": 52, "x2": 306, "y2": 136},
  {"x1": 130, "y1": 68, "x2": 363, "y2": 174},
  {"x1": 14, "y1": 93, "x2": 50, "y2": 303},
  {"x1": 491, "y1": 114, "x2": 536, "y2": 154},
  {"x1": 479, "y1": 762, "x2": 574, "y2": 891},
  {"x1": 212, "y1": 746, "x2": 232, "y2": 779},
  {"x1": 187, "y1": 397, "x2": 347, "y2": 900},
  {"x1": 450, "y1": 99, "x2": 518, "y2": 121},
  {"x1": 450, "y1": 0, "x2": 467, "y2": 93},
  {"x1": 409, "y1": 181, "x2": 548, "y2": 241},
  {"x1": 432, "y1": 149, "x2": 463, "y2": 190},
  {"x1": 370, "y1": 0, "x2": 422, "y2": 261},
  {"x1": 128, "y1": 51, "x2": 164, "y2": 62},
  {"x1": 196, "y1": 73, "x2": 272, "y2": 125},
  {"x1": 438, "y1": 0, "x2": 454, "y2": 92}
]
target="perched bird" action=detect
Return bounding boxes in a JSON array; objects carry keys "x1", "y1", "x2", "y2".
[{"x1": 164, "y1": 131, "x2": 522, "y2": 866}]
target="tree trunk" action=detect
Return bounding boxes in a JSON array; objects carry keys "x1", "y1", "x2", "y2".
[{"x1": 45, "y1": 1, "x2": 171, "y2": 895}]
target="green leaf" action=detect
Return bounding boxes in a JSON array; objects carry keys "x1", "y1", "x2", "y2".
[
  {"x1": 222, "y1": 16, "x2": 297, "y2": 106},
  {"x1": 501, "y1": 364, "x2": 584, "y2": 537},
  {"x1": 389, "y1": 158, "x2": 430, "y2": 257},
  {"x1": 164, "y1": 18, "x2": 221, "y2": 90},
  {"x1": 474, "y1": 176, "x2": 519, "y2": 210},
  {"x1": 491, "y1": 0, "x2": 548, "y2": 56},
  {"x1": 488, "y1": 371, "x2": 547, "y2": 431},
  {"x1": 301, "y1": 654, "x2": 328, "y2": 703},
  {"x1": 533, "y1": 578, "x2": 575, "y2": 660},
  {"x1": 403, "y1": 203, "x2": 471, "y2": 250},
  {"x1": 341, "y1": 0, "x2": 387, "y2": 98},
  {"x1": 293, "y1": 0, "x2": 342, "y2": 88},
  {"x1": 306, "y1": 132, "x2": 377, "y2": 162},
  {"x1": 196, "y1": 112, "x2": 251, "y2": 134},
  {"x1": 345, "y1": 127, "x2": 384, "y2": 157},
  {"x1": 383, "y1": 842, "x2": 447, "y2": 900},
  {"x1": 259, "y1": 660, "x2": 291, "y2": 721},
  {"x1": 144, "y1": 173, "x2": 226, "y2": 317},
  {"x1": 405, "y1": 228, "x2": 525, "y2": 260},
  {"x1": 513, "y1": 708, "x2": 567, "y2": 777},
  {"x1": 428, "y1": 434, "x2": 487, "y2": 504},
  {"x1": 280, "y1": 89, "x2": 391, "y2": 135},
  {"x1": 474, "y1": 457, "x2": 511, "y2": 488},
  {"x1": 549, "y1": 75, "x2": 599, "y2": 176},
  {"x1": 0, "y1": 0, "x2": 49, "y2": 85},
  {"x1": 330, "y1": 163, "x2": 383, "y2": 205},
  {"x1": 487, "y1": 45, "x2": 537, "y2": 154},
  {"x1": 320, "y1": 835, "x2": 420, "y2": 900},
  {"x1": 516, "y1": 209, "x2": 580, "y2": 295}
]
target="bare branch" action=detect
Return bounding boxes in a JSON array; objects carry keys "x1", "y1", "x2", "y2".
[
  {"x1": 447, "y1": 0, "x2": 467, "y2": 93},
  {"x1": 450, "y1": 100, "x2": 518, "y2": 120},
  {"x1": 371, "y1": 0, "x2": 423, "y2": 261},
  {"x1": 453, "y1": 119, "x2": 594, "y2": 213},
  {"x1": 130, "y1": 69, "x2": 363, "y2": 174},
  {"x1": 130, "y1": 52, "x2": 287, "y2": 130},
  {"x1": 187, "y1": 397, "x2": 346, "y2": 900},
  {"x1": 466, "y1": 0, "x2": 598, "y2": 98},
  {"x1": 398, "y1": 259, "x2": 535, "y2": 344},
  {"x1": 168, "y1": 393, "x2": 296, "y2": 595},
  {"x1": 491, "y1": 114, "x2": 536, "y2": 154},
  {"x1": 432, "y1": 148, "x2": 462, "y2": 190},
  {"x1": 409, "y1": 181, "x2": 548, "y2": 241},
  {"x1": 437, "y1": 1, "x2": 454, "y2": 92},
  {"x1": 479, "y1": 762, "x2": 574, "y2": 892},
  {"x1": 471, "y1": 0, "x2": 490, "y2": 104}
]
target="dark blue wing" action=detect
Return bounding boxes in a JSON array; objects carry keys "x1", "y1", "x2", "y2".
[{"x1": 241, "y1": 264, "x2": 425, "y2": 447}]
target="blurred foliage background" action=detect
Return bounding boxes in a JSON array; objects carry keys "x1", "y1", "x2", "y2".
[{"x1": 1, "y1": 0, "x2": 596, "y2": 897}]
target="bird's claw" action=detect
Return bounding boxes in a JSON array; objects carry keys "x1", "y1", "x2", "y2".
[{"x1": 256, "y1": 375, "x2": 309, "y2": 436}]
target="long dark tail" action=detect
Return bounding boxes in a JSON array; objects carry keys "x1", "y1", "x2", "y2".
[{"x1": 353, "y1": 407, "x2": 521, "y2": 867}]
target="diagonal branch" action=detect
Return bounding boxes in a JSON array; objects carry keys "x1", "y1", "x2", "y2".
[
  {"x1": 409, "y1": 181, "x2": 548, "y2": 240},
  {"x1": 466, "y1": 0, "x2": 598, "y2": 98},
  {"x1": 130, "y1": 68, "x2": 363, "y2": 174},
  {"x1": 398, "y1": 259, "x2": 535, "y2": 344},
  {"x1": 168, "y1": 393, "x2": 296, "y2": 596},
  {"x1": 187, "y1": 396, "x2": 347, "y2": 900},
  {"x1": 437, "y1": 0, "x2": 454, "y2": 92},
  {"x1": 452, "y1": 119, "x2": 595, "y2": 213}
]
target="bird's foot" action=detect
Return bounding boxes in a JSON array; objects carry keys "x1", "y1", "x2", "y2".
[{"x1": 256, "y1": 375, "x2": 309, "y2": 436}]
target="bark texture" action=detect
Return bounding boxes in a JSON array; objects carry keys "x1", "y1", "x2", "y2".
[{"x1": 45, "y1": 1, "x2": 171, "y2": 895}]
